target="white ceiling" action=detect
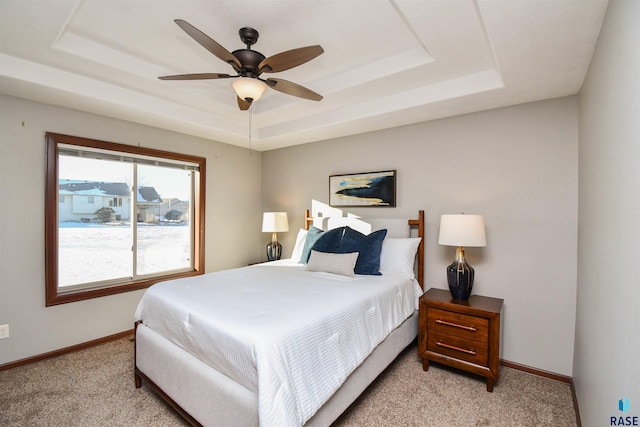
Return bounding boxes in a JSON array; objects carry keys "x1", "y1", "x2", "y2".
[{"x1": 0, "y1": 0, "x2": 608, "y2": 151}]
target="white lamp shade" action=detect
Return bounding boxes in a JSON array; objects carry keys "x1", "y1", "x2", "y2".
[
  {"x1": 438, "y1": 214, "x2": 487, "y2": 247},
  {"x1": 232, "y1": 77, "x2": 267, "y2": 102},
  {"x1": 262, "y1": 212, "x2": 289, "y2": 233}
]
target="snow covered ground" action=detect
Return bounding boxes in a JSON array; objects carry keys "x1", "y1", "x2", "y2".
[{"x1": 58, "y1": 223, "x2": 191, "y2": 287}]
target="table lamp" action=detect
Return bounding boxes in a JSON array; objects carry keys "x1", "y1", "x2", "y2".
[
  {"x1": 438, "y1": 214, "x2": 487, "y2": 300},
  {"x1": 262, "y1": 212, "x2": 289, "y2": 261}
]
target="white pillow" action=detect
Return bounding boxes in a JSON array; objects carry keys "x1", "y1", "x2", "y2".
[
  {"x1": 306, "y1": 250, "x2": 358, "y2": 278},
  {"x1": 290, "y1": 228, "x2": 308, "y2": 262},
  {"x1": 379, "y1": 238, "x2": 421, "y2": 278}
]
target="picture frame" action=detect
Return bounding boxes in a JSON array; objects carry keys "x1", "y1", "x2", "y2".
[{"x1": 329, "y1": 170, "x2": 396, "y2": 207}]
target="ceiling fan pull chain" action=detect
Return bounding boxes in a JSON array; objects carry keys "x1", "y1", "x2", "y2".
[{"x1": 248, "y1": 104, "x2": 253, "y2": 155}]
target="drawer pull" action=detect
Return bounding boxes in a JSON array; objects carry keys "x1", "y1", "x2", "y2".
[
  {"x1": 436, "y1": 319, "x2": 477, "y2": 332},
  {"x1": 436, "y1": 341, "x2": 477, "y2": 355}
]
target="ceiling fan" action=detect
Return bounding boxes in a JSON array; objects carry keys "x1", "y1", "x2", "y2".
[{"x1": 159, "y1": 20, "x2": 324, "y2": 110}]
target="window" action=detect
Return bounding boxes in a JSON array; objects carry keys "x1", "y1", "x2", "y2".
[{"x1": 45, "y1": 132, "x2": 206, "y2": 306}]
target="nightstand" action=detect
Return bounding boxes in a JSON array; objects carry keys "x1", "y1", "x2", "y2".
[{"x1": 418, "y1": 288, "x2": 503, "y2": 392}]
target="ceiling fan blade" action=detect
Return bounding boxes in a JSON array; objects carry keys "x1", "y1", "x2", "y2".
[
  {"x1": 265, "y1": 78, "x2": 323, "y2": 101},
  {"x1": 174, "y1": 19, "x2": 242, "y2": 70},
  {"x1": 259, "y1": 45, "x2": 324, "y2": 73},
  {"x1": 237, "y1": 96, "x2": 251, "y2": 110},
  {"x1": 159, "y1": 73, "x2": 232, "y2": 80}
]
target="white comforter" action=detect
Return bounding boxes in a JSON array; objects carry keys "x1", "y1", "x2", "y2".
[{"x1": 135, "y1": 259, "x2": 418, "y2": 427}]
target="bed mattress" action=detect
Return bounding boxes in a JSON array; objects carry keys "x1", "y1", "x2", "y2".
[{"x1": 135, "y1": 259, "x2": 419, "y2": 427}]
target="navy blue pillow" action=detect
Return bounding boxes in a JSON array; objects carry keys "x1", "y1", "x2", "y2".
[
  {"x1": 299, "y1": 227, "x2": 326, "y2": 264},
  {"x1": 312, "y1": 226, "x2": 387, "y2": 275},
  {"x1": 342, "y1": 227, "x2": 387, "y2": 275},
  {"x1": 311, "y1": 227, "x2": 345, "y2": 253}
]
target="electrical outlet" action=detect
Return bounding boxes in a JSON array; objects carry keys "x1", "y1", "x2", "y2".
[{"x1": 0, "y1": 324, "x2": 9, "y2": 339}]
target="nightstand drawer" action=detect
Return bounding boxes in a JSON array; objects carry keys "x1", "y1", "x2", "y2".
[
  {"x1": 427, "y1": 308, "x2": 489, "y2": 342},
  {"x1": 427, "y1": 330, "x2": 489, "y2": 366}
]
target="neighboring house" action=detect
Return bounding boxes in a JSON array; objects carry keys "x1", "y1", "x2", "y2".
[
  {"x1": 58, "y1": 180, "x2": 164, "y2": 223},
  {"x1": 136, "y1": 186, "x2": 163, "y2": 223},
  {"x1": 58, "y1": 180, "x2": 131, "y2": 222}
]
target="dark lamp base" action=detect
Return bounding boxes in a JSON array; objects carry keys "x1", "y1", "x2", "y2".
[
  {"x1": 446, "y1": 256, "x2": 475, "y2": 301},
  {"x1": 266, "y1": 241, "x2": 282, "y2": 261}
]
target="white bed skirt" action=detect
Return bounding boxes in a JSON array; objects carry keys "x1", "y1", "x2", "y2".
[{"x1": 135, "y1": 310, "x2": 418, "y2": 427}]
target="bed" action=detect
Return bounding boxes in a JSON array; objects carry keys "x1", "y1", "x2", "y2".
[{"x1": 134, "y1": 207, "x2": 425, "y2": 427}]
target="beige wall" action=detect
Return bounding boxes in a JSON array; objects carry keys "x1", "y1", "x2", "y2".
[
  {"x1": 0, "y1": 95, "x2": 263, "y2": 365},
  {"x1": 575, "y1": 0, "x2": 640, "y2": 425},
  {"x1": 0, "y1": 93, "x2": 583, "y2": 379},
  {"x1": 263, "y1": 96, "x2": 579, "y2": 376}
]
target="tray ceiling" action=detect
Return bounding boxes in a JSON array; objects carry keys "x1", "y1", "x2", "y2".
[{"x1": 0, "y1": 0, "x2": 608, "y2": 151}]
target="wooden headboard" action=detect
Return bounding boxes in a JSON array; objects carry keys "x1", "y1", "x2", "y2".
[{"x1": 304, "y1": 209, "x2": 425, "y2": 289}]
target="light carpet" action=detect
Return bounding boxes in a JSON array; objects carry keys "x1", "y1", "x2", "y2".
[{"x1": 0, "y1": 337, "x2": 577, "y2": 426}]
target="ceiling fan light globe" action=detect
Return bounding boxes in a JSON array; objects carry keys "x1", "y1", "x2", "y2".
[{"x1": 232, "y1": 77, "x2": 267, "y2": 103}]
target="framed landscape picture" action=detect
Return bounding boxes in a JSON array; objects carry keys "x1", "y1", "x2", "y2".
[{"x1": 329, "y1": 170, "x2": 396, "y2": 207}]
